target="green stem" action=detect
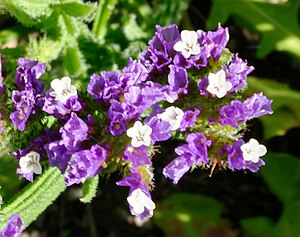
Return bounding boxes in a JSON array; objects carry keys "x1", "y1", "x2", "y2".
[
  {"x1": 0, "y1": 166, "x2": 66, "y2": 230},
  {"x1": 92, "y1": 0, "x2": 118, "y2": 40}
]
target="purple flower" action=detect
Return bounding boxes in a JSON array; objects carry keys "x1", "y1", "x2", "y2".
[
  {"x1": 186, "y1": 133, "x2": 211, "y2": 164},
  {"x1": 168, "y1": 65, "x2": 188, "y2": 94},
  {"x1": 197, "y1": 77, "x2": 209, "y2": 96},
  {"x1": 44, "y1": 140, "x2": 72, "y2": 172},
  {"x1": 15, "y1": 58, "x2": 46, "y2": 94},
  {"x1": 206, "y1": 23, "x2": 229, "y2": 60},
  {"x1": 163, "y1": 144, "x2": 195, "y2": 184},
  {"x1": 224, "y1": 139, "x2": 265, "y2": 172},
  {"x1": 60, "y1": 112, "x2": 89, "y2": 151},
  {"x1": 145, "y1": 116, "x2": 172, "y2": 142},
  {"x1": 10, "y1": 90, "x2": 36, "y2": 131},
  {"x1": 43, "y1": 93, "x2": 82, "y2": 119},
  {"x1": 122, "y1": 145, "x2": 151, "y2": 171},
  {"x1": 140, "y1": 24, "x2": 180, "y2": 75},
  {"x1": 219, "y1": 93, "x2": 273, "y2": 128},
  {"x1": 65, "y1": 144, "x2": 107, "y2": 186},
  {"x1": 225, "y1": 54, "x2": 254, "y2": 93},
  {"x1": 224, "y1": 139, "x2": 244, "y2": 170},
  {"x1": 0, "y1": 214, "x2": 24, "y2": 237},
  {"x1": 179, "y1": 109, "x2": 200, "y2": 132},
  {"x1": 122, "y1": 58, "x2": 149, "y2": 87},
  {"x1": 87, "y1": 71, "x2": 123, "y2": 104},
  {"x1": 163, "y1": 133, "x2": 211, "y2": 184},
  {"x1": 219, "y1": 100, "x2": 248, "y2": 128},
  {"x1": 16, "y1": 168, "x2": 34, "y2": 182},
  {"x1": 243, "y1": 92, "x2": 273, "y2": 119},
  {"x1": 107, "y1": 100, "x2": 137, "y2": 136}
]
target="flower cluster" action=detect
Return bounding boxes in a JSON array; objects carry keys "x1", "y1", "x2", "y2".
[{"x1": 1, "y1": 23, "x2": 273, "y2": 225}]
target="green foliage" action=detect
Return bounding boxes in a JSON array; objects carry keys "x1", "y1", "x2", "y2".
[
  {"x1": 154, "y1": 193, "x2": 236, "y2": 237},
  {"x1": 247, "y1": 77, "x2": 300, "y2": 139},
  {"x1": 0, "y1": 156, "x2": 21, "y2": 200},
  {"x1": 207, "y1": 0, "x2": 300, "y2": 60},
  {"x1": 80, "y1": 175, "x2": 99, "y2": 203},
  {"x1": 241, "y1": 153, "x2": 300, "y2": 237}
]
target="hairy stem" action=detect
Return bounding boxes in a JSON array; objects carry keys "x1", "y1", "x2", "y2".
[{"x1": 0, "y1": 166, "x2": 66, "y2": 230}]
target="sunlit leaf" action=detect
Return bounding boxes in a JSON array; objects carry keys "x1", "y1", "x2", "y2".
[
  {"x1": 80, "y1": 175, "x2": 99, "y2": 203},
  {"x1": 207, "y1": 0, "x2": 300, "y2": 59},
  {"x1": 59, "y1": 2, "x2": 97, "y2": 21}
]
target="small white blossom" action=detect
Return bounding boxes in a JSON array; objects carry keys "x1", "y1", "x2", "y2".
[
  {"x1": 158, "y1": 106, "x2": 184, "y2": 130},
  {"x1": 127, "y1": 188, "x2": 156, "y2": 215},
  {"x1": 241, "y1": 138, "x2": 267, "y2": 163},
  {"x1": 49, "y1": 76, "x2": 77, "y2": 103},
  {"x1": 207, "y1": 70, "x2": 232, "y2": 98},
  {"x1": 126, "y1": 121, "x2": 152, "y2": 147},
  {"x1": 0, "y1": 194, "x2": 2, "y2": 209},
  {"x1": 19, "y1": 151, "x2": 42, "y2": 174},
  {"x1": 173, "y1": 30, "x2": 200, "y2": 58}
]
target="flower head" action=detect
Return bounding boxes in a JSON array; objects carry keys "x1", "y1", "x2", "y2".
[
  {"x1": 240, "y1": 138, "x2": 267, "y2": 163},
  {"x1": 207, "y1": 70, "x2": 232, "y2": 98},
  {"x1": 127, "y1": 188, "x2": 156, "y2": 216},
  {"x1": 126, "y1": 121, "x2": 152, "y2": 147},
  {"x1": 19, "y1": 151, "x2": 42, "y2": 175},
  {"x1": 173, "y1": 30, "x2": 200, "y2": 58},
  {"x1": 49, "y1": 76, "x2": 77, "y2": 103},
  {"x1": 158, "y1": 106, "x2": 184, "y2": 131}
]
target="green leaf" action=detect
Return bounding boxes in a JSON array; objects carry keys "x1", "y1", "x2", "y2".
[
  {"x1": 261, "y1": 153, "x2": 300, "y2": 203},
  {"x1": 207, "y1": 0, "x2": 300, "y2": 59},
  {"x1": 122, "y1": 14, "x2": 148, "y2": 41},
  {"x1": 247, "y1": 77, "x2": 300, "y2": 139},
  {"x1": 152, "y1": 0, "x2": 191, "y2": 27},
  {"x1": 241, "y1": 153, "x2": 300, "y2": 237},
  {"x1": 0, "y1": 166, "x2": 66, "y2": 230},
  {"x1": 4, "y1": 0, "x2": 36, "y2": 26},
  {"x1": 6, "y1": 0, "x2": 55, "y2": 21},
  {"x1": 92, "y1": 0, "x2": 118, "y2": 40},
  {"x1": 154, "y1": 193, "x2": 235, "y2": 237},
  {"x1": 26, "y1": 35, "x2": 63, "y2": 64},
  {"x1": 241, "y1": 217, "x2": 274, "y2": 237},
  {"x1": 63, "y1": 46, "x2": 86, "y2": 78},
  {"x1": 59, "y1": 2, "x2": 97, "y2": 21},
  {"x1": 80, "y1": 175, "x2": 99, "y2": 203}
]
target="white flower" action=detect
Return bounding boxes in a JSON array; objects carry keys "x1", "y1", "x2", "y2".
[
  {"x1": 158, "y1": 106, "x2": 184, "y2": 130},
  {"x1": 127, "y1": 188, "x2": 156, "y2": 215},
  {"x1": 49, "y1": 76, "x2": 77, "y2": 103},
  {"x1": 126, "y1": 121, "x2": 152, "y2": 147},
  {"x1": 207, "y1": 70, "x2": 232, "y2": 98},
  {"x1": 19, "y1": 151, "x2": 42, "y2": 174},
  {"x1": 241, "y1": 138, "x2": 267, "y2": 163},
  {"x1": 173, "y1": 30, "x2": 200, "y2": 58}
]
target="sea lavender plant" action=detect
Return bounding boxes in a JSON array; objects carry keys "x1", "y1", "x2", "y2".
[{"x1": 0, "y1": 23, "x2": 272, "y2": 232}]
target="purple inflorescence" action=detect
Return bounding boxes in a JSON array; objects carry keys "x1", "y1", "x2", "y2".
[
  {"x1": 9, "y1": 58, "x2": 46, "y2": 131},
  {"x1": 7, "y1": 23, "x2": 273, "y2": 221}
]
